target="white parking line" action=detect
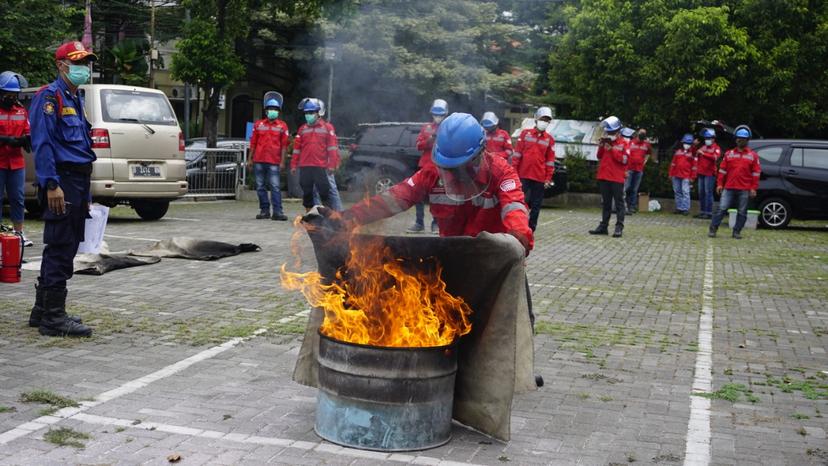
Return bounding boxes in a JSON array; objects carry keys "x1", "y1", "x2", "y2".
[
  {"x1": 103, "y1": 234, "x2": 161, "y2": 242},
  {"x1": 684, "y1": 243, "x2": 714, "y2": 466},
  {"x1": 163, "y1": 217, "x2": 201, "y2": 222}
]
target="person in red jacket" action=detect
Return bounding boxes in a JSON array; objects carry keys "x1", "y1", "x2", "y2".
[
  {"x1": 408, "y1": 99, "x2": 448, "y2": 233},
  {"x1": 625, "y1": 127, "x2": 652, "y2": 214},
  {"x1": 249, "y1": 92, "x2": 289, "y2": 220},
  {"x1": 693, "y1": 128, "x2": 721, "y2": 219},
  {"x1": 512, "y1": 107, "x2": 555, "y2": 231},
  {"x1": 589, "y1": 116, "x2": 628, "y2": 237},
  {"x1": 669, "y1": 133, "x2": 697, "y2": 215},
  {"x1": 0, "y1": 71, "x2": 33, "y2": 246},
  {"x1": 291, "y1": 98, "x2": 339, "y2": 210},
  {"x1": 481, "y1": 111, "x2": 514, "y2": 161},
  {"x1": 708, "y1": 125, "x2": 761, "y2": 239}
]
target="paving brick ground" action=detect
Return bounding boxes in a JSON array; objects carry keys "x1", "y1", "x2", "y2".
[{"x1": 0, "y1": 199, "x2": 826, "y2": 465}]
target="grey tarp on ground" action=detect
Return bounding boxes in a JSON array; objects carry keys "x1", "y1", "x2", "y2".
[
  {"x1": 292, "y1": 221, "x2": 536, "y2": 442},
  {"x1": 129, "y1": 237, "x2": 260, "y2": 261},
  {"x1": 74, "y1": 253, "x2": 161, "y2": 275}
]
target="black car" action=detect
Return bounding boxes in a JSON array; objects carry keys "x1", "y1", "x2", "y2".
[
  {"x1": 751, "y1": 139, "x2": 828, "y2": 228},
  {"x1": 341, "y1": 122, "x2": 568, "y2": 198},
  {"x1": 185, "y1": 138, "x2": 248, "y2": 192}
]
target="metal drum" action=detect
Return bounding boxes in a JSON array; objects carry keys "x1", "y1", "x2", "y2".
[{"x1": 315, "y1": 332, "x2": 458, "y2": 451}]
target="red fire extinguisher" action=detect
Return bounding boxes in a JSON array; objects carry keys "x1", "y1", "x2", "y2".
[{"x1": 0, "y1": 233, "x2": 24, "y2": 283}]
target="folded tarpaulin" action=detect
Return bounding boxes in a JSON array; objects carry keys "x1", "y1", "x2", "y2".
[
  {"x1": 74, "y1": 253, "x2": 161, "y2": 275},
  {"x1": 292, "y1": 218, "x2": 536, "y2": 442},
  {"x1": 129, "y1": 237, "x2": 261, "y2": 261}
]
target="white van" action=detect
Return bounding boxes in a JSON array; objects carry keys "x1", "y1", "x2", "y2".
[{"x1": 23, "y1": 84, "x2": 188, "y2": 220}]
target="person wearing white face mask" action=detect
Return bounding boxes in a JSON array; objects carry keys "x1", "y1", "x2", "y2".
[
  {"x1": 408, "y1": 99, "x2": 448, "y2": 233},
  {"x1": 512, "y1": 107, "x2": 555, "y2": 231},
  {"x1": 668, "y1": 133, "x2": 697, "y2": 215}
]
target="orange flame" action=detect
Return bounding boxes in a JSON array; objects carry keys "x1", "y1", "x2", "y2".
[{"x1": 280, "y1": 235, "x2": 472, "y2": 348}]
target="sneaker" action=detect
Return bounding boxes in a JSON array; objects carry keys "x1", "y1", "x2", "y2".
[
  {"x1": 693, "y1": 213, "x2": 706, "y2": 219},
  {"x1": 15, "y1": 231, "x2": 33, "y2": 247},
  {"x1": 708, "y1": 228, "x2": 717, "y2": 238},
  {"x1": 732, "y1": 231, "x2": 742, "y2": 239},
  {"x1": 406, "y1": 223, "x2": 425, "y2": 233},
  {"x1": 271, "y1": 213, "x2": 288, "y2": 221},
  {"x1": 431, "y1": 222, "x2": 439, "y2": 234},
  {"x1": 256, "y1": 211, "x2": 270, "y2": 219}
]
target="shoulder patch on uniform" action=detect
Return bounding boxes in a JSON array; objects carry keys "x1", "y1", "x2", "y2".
[
  {"x1": 500, "y1": 179, "x2": 517, "y2": 192},
  {"x1": 43, "y1": 102, "x2": 55, "y2": 115}
]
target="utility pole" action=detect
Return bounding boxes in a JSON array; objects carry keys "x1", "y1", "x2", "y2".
[{"x1": 149, "y1": 0, "x2": 156, "y2": 88}]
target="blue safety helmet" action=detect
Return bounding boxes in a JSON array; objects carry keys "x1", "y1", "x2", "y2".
[
  {"x1": 0, "y1": 71, "x2": 27, "y2": 92},
  {"x1": 601, "y1": 116, "x2": 622, "y2": 132},
  {"x1": 620, "y1": 127, "x2": 635, "y2": 138},
  {"x1": 300, "y1": 98, "x2": 321, "y2": 113},
  {"x1": 681, "y1": 133, "x2": 694, "y2": 144},
  {"x1": 734, "y1": 125, "x2": 751, "y2": 139},
  {"x1": 432, "y1": 113, "x2": 485, "y2": 169},
  {"x1": 262, "y1": 91, "x2": 283, "y2": 109},
  {"x1": 430, "y1": 99, "x2": 448, "y2": 116},
  {"x1": 702, "y1": 128, "x2": 715, "y2": 139}
]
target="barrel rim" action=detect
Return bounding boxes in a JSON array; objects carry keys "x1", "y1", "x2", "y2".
[{"x1": 318, "y1": 329, "x2": 457, "y2": 351}]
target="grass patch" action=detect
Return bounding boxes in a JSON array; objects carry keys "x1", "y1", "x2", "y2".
[
  {"x1": 577, "y1": 392, "x2": 590, "y2": 400},
  {"x1": 38, "y1": 406, "x2": 59, "y2": 417},
  {"x1": 20, "y1": 390, "x2": 79, "y2": 409},
  {"x1": 0, "y1": 406, "x2": 16, "y2": 413},
  {"x1": 44, "y1": 427, "x2": 90, "y2": 448},
  {"x1": 694, "y1": 383, "x2": 759, "y2": 403},
  {"x1": 115, "y1": 426, "x2": 126, "y2": 433},
  {"x1": 599, "y1": 395, "x2": 614, "y2": 402},
  {"x1": 535, "y1": 321, "x2": 670, "y2": 361},
  {"x1": 765, "y1": 375, "x2": 828, "y2": 400},
  {"x1": 792, "y1": 413, "x2": 810, "y2": 420}
]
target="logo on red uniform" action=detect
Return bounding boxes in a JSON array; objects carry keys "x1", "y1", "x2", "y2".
[{"x1": 500, "y1": 179, "x2": 516, "y2": 192}]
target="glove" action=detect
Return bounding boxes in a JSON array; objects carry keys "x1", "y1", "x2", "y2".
[
  {"x1": 508, "y1": 230, "x2": 531, "y2": 257},
  {"x1": 0, "y1": 136, "x2": 13, "y2": 146},
  {"x1": 302, "y1": 205, "x2": 348, "y2": 233}
]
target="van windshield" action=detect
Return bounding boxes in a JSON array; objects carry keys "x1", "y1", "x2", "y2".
[{"x1": 101, "y1": 89, "x2": 177, "y2": 126}]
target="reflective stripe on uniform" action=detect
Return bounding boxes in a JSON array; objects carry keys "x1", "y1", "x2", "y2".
[
  {"x1": 512, "y1": 152, "x2": 522, "y2": 158},
  {"x1": 545, "y1": 161, "x2": 555, "y2": 166},
  {"x1": 525, "y1": 136, "x2": 537, "y2": 143},
  {"x1": 292, "y1": 149, "x2": 300, "y2": 155},
  {"x1": 471, "y1": 196, "x2": 498, "y2": 209},
  {"x1": 501, "y1": 201, "x2": 528, "y2": 221},
  {"x1": 537, "y1": 139, "x2": 550, "y2": 147},
  {"x1": 379, "y1": 191, "x2": 406, "y2": 214},
  {"x1": 9, "y1": 115, "x2": 26, "y2": 121},
  {"x1": 0, "y1": 115, "x2": 8, "y2": 120},
  {"x1": 492, "y1": 137, "x2": 505, "y2": 142},
  {"x1": 326, "y1": 146, "x2": 338, "y2": 151},
  {"x1": 752, "y1": 172, "x2": 760, "y2": 177},
  {"x1": 718, "y1": 169, "x2": 727, "y2": 174},
  {"x1": 270, "y1": 126, "x2": 283, "y2": 132},
  {"x1": 429, "y1": 194, "x2": 464, "y2": 206}
]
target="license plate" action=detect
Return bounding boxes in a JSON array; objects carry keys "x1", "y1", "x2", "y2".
[{"x1": 131, "y1": 163, "x2": 162, "y2": 178}]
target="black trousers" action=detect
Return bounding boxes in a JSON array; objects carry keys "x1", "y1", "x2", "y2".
[
  {"x1": 299, "y1": 166, "x2": 330, "y2": 208},
  {"x1": 39, "y1": 169, "x2": 90, "y2": 290},
  {"x1": 521, "y1": 179, "x2": 545, "y2": 231},
  {"x1": 599, "y1": 180, "x2": 625, "y2": 228}
]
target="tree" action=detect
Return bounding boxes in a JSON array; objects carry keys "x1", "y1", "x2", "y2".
[
  {"x1": 0, "y1": 0, "x2": 82, "y2": 86},
  {"x1": 171, "y1": 0, "x2": 248, "y2": 148}
]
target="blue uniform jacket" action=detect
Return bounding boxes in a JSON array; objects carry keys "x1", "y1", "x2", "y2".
[{"x1": 30, "y1": 77, "x2": 96, "y2": 187}]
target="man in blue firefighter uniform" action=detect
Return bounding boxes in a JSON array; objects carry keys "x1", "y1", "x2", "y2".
[{"x1": 28, "y1": 41, "x2": 97, "y2": 337}]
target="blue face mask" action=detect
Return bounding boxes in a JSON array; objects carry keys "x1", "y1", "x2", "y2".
[
  {"x1": 267, "y1": 110, "x2": 279, "y2": 120},
  {"x1": 304, "y1": 114, "x2": 318, "y2": 125},
  {"x1": 65, "y1": 64, "x2": 90, "y2": 86}
]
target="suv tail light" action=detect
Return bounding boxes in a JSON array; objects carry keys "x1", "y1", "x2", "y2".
[
  {"x1": 179, "y1": 131, "x2": 185, "y2": 152},
  {"x1": 91, "y1": 128, "x2": 110, "y2": 149}
]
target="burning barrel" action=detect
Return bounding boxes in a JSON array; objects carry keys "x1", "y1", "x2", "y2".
[{"x1": 314, "y1": 332, "x2": 458, "y2": 451}]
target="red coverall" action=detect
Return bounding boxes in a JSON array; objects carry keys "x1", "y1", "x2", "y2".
[
  {"x1": 485, "y1": 128, "x2": 514, "y2": 161},
  {"x1": 512, "y1": 128, "x2": 555, "y2": 183},
  {"x1": 346, "y1": 153, "x2": 534, "y2": 251},
  {"x1": 627, "y1": 140, "x2": 651, "y2": 173},
  {"x1": 695, "y1": 143, "x2": 721, "y2": 177},
  {"x1": 669, "y1": 148, "x2": 697, "y2": 180},
  {"x1": 718, "y1": 147, "x2": 761, "y2": 190},
  {"x1": 291, "y1": 120, "x2": 339, "y2": 170},
  {"x1": 250, "y1": 118, "x2": 289, "y2": 165},
  {"x1": 0, "y1": 103, "x2": 29, "y2": 171},
  {"x1": 596, "y1": 135, "x2": 628, "y2": 183},
  {"x1": 416, "y1": 122, "x2": 439, "y2": 168}
]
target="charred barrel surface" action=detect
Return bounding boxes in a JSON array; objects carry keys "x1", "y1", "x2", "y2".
[{"x1": 315, "y1": 332, "x2": 458, "y2": 451}]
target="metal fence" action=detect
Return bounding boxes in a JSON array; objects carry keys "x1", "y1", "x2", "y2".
[{"x1": 185, "y1": 147, "x2": 245, "y2": 197}]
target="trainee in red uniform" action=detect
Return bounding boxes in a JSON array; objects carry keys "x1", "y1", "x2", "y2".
[
  {"x1": 718, "y1": 147, "x2": 761, "y2": 190},
  {"x1": 596, "y1": 135, "x2": 628, "y2": 183},
  {"x1": 0, "y1": 103, "x2": 29, "y2": 170},
  {"x1": 291, "y1": 120, "x2": 339, "y2": 170},
  {"x1": 695, "y1": 143, "x2": 721, "y2": 177},
  {"x1": 512, "y1": 128, "x2": 555, "y2": 183},
  {"x1": 249, "y1": 118, "x2": 289, "y2": 165},
  {"x1": 669, "y1": 147, "x2": 697, "y2": 180},
  {"x1": 416, "y1": 121, "x2": 438, "y2": 168},
  {"x1": 485, "y1": 128, "x2": 514, "y2": 161},
  {"x1": 346, "y1": 154, "x2": 534, "y2": 250},
  {"x1": 627, "y1": 139, "x2": 651, "y2": 173}
]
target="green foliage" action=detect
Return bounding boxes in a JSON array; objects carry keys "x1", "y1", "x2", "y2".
[
  {"x1": 547, "y1": 0, "x2": 828, "y2": 139},
  {"x1": 44, "y1": 427, "x2": 90, "y2": 449},
  {"x1": 694, "y1": 383, "x2": 759, "y2": 403},
  {"x1": 562, "y1": 147, "x2": 596, "y2": 193},
  {"x1": 641, "y1": 160, "x2": 673, "y2": 198},
  {"x1": 108, "y1": 39, "x2": 149, "y2": 86},
  {"x1": 20, "y1": 390, "x2": 80, "y2": 409},
  {"x1": 0, "y1": 0, "x2": 83, "y2": 86}
]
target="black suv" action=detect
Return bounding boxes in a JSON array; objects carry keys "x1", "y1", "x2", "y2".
[
  {"x1": 751, "y1": 139, "x2": 828, "y2": 228},
  {"x1": 341, "y1": 122, "x2": 568, "y2": 198}
]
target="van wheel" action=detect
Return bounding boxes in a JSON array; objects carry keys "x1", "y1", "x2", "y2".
[
  {"x1": 364, "y1": 169, "x2": 402, "y2": 196},
  {"x1": 132, "y1": 200, "x2": 170, "y2": 221},
  {"x1": 24, "y1": 201, "x2": 43, "y2": 218},
  {"x1": 758, "y1": 197, "x2": 791, "y2": 229}
]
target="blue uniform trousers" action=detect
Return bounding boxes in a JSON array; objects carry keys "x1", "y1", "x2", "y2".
[{"x1": 39, "y1": 168, "x2": 90, "y2": 290}]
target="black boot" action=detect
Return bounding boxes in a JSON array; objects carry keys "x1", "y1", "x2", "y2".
[
  {"x1": 612, "y1": 225, "x2": 623, "y2": 238},
  {"x1": 38, "y1": 288, "x2": 92, "y2": 337},
  {"x1": 29, "y1": 281, "x2": 83, "y2": 328},
  {"x1": 589, "y1": 225, "x2": 609, "y2": 235}
]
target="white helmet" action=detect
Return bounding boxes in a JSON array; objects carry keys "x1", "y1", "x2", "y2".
[
  {"x1": 534, "y1": 106, "x2": 553, "y2": 120},
  {"x1": 316, "y1": 98, "x2": 326, "y2": 117},
  {"x1": 480, "y1": 111, "x2": 499, "y2": 128},
  {"x1": 601, "y1": 116, "x2": 622, "y2": 132},
  {"x1": 431, "y1": 99, "x2": 448, "y2": 116}
]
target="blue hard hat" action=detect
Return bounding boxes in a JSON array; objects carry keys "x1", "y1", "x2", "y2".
[
  {"x1": 702, "y1": 128, "x2": 715, "y2": 139},
  {"x1": 681, "y1": 133, "x2": 694, "y2": 144},
  {"x1": 263, "y1": 91, "x2": 283, "y2": 109},
  {"x1": 300, "y1": 98, "x2": 321, "y2": 113},
  {"x1": 432, "y1": 113, "x2": 485, "y2": 169},
  {"x1": 734, "y1": 125, "x2": 751, "y2": 139},
  {"x1": 0, "y1": 71, "x2": 27, "y2": 92},
  {"x1": 265, "y1": 99, "x2": 279, "y2": 108},
  {"x1": 601, "y1": 116, "x2": 622, "y2": 132},
  {"x1": 620, "y1": 127, "x2": 635, "y2": 138}
]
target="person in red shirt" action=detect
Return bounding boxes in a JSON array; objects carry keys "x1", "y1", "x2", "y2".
[
  {"x1": 249, "y1": 92, "x2": 289, "y2": 221},
  {"x1": 0, "y1": 71, "x2": 32, "y2": 246},
  {"x1": 512, "y1": 107, "x2": 555, "y2": 231},
  {"x1": 481, "y1": 111, "x2": 514, "y2": 161},
  {"x1": 708, "y1": 125, "x2": 761, "y2": 239},
  {"x1": 408, "y1": 99, "x2": 448, "y2": 233},
  {"x1": 291, "y1": 98, "x2": 339, "y2": 211},
  {"x1": 693, "y1": 128, "x2": 721, "y2": 219},
  {"x1": 590, "y1": 116, "x2": 628, "y2": 237},
  {"x1": 625, "y1": 128, "x2": 652, "y2": 214},
  {"x1": 669, "y1": 134, "x2": 697, "y2": 215}
]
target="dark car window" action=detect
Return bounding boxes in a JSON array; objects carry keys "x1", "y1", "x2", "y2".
[
  {"x1": 755, "y1": 146, "x2": 784, "y2": 165},
  {"x1": 403, "y1": 126, "x2": 421, "y2": 147},
  {"x1": 359, "y1": 127, "x2": 403, "y2": 146},
  {"x1": 800, "y1": 147, "x2": 828, "y2": 170}
]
